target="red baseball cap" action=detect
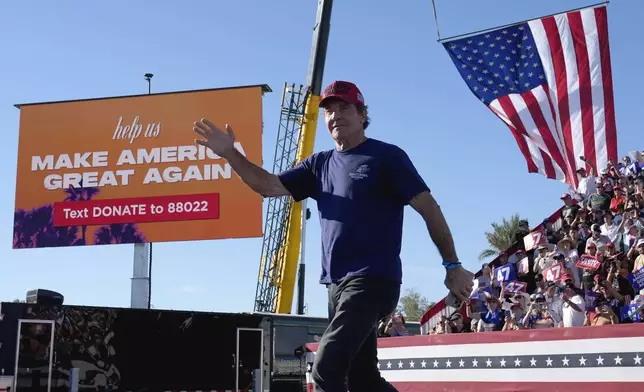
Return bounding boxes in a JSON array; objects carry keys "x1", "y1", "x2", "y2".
[{"x1": 319, "y1": 80, "x2": 365, "y2": 108}]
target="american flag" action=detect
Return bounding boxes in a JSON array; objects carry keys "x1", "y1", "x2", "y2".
[
  {"x1": 444, "y1": 5, "x2": 617, "y2": 188},
  {"x1": 306, "y1": 324, "x2": 644, "y2": 391}
]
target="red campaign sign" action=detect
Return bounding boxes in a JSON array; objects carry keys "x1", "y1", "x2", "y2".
[
  {"x1": 53, "y1": 193, "x2": 220, "y2": 227},
  {"x1": 503, "y1": 280, "x2": 527, "y2": 293},
  {"x1": 517, "y1": 256, "x2": 529, "y2": 275},
  {"x1": 524, "y1": 230, "x2": 547, "y2": 251},
  {"x1": 544, "y1": 263, "x2": 565, "y2": 282},
  {"x1": 576, "y1": 255, "x2": 601, "y2": 271}
]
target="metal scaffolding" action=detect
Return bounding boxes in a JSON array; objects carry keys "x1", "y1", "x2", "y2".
[{"x1": 254, "y1": 83, "x2": 309, "y2": 313}]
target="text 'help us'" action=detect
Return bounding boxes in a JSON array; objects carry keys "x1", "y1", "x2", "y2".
[{"x1": 113, "y1": 116, "x2": 161, "y2": 144}]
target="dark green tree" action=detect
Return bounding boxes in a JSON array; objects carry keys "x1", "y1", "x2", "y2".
[
  {"x1": 478, "y1": 213, "x2": 526, "y2": 261},
  {"x1": 396, "y1": 288, "x2": 434, "y2": 322}
]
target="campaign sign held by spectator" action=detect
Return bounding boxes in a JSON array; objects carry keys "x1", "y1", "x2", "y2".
[
  {"x1": 632, "y1": 268, "x2": 644, "y2": 292},
  {"x1": 524, "y1": 230, "x2": 547, "y2": 251},
  {"x1": 503, "y1": 280, "x2": 527, "y2": 294},
  {"x1": 543, "y1": 263, "x2": 564, "y2": 282},
  {"x1": 470, "y1": 279, "x2": 493, "y2": 300},
  {"x1": 469, "y1": 279, "x2": 480, "y2": 300},
  {"x1": 12, "y1": 85, "x2": 267, "y2": 248},
  {"x1": 494, "y1": 264, "x2": 517, "y2": 283},
  {"x1": 585, "y1": 291, "x2": 598, "y2": 311},
  {"x1": 576, "y1": 255, "x2": 601, "y2": 271},
  {"x1": 620, "y1": 304, "x2": 642, "y2": 323},
  {"x1": 516, "y1": 254, "x2": 530, "y2": 275}
]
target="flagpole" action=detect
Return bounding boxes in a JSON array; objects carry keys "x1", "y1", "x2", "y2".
[
  {"x1": 430, "y1": 0, "x2": 441, "y2": 41},
  {"x1": 438, "y1": 0, "x2": 609, "y2": 44}
]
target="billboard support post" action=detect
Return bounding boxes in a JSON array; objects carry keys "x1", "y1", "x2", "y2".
[
  {"x1": 131, "y1": 243, "x2": 150, "y2": 308},
  {"x1": 131, "y1": 72, "x2": 155, "y2": 310}
]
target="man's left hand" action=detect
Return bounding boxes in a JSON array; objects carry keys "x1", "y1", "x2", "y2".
[{"x1": 445, "y1": 265, "x2": 475, "y2": 303}]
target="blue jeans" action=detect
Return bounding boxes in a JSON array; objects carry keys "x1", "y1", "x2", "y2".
[{"x1": 311, "y1": 276, "x2": 400, "y2": 392}]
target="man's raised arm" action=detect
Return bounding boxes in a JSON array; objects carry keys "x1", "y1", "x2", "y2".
[
  {"x1": 225, "y1": 148, "x2": 290, "y2": 197},
  {"x1": 193, "y1": 119, "x2": 290, "y2": 198}
]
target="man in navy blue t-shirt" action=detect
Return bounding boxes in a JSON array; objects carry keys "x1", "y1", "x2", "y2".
[{"x1": 193, "y1": 81, "x2": 474, "y2": 392}]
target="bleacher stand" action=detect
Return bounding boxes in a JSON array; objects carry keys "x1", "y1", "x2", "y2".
[{"x1": 415, "y1": 153, "x2": 644, "y2": 335}]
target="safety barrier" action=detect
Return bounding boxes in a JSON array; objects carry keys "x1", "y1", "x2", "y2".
[{"x1": 306, "y1": 323, "x2": 644, "y2": 392}]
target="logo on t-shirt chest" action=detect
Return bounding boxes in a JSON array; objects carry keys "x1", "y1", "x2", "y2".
[{"x1": 349, "y1": 164, "x2": 370, "y2": 180}]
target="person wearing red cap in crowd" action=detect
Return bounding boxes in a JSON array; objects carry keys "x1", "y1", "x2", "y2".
[
  {"x1": 609, "y1": 185, "x2": 628, "y2": 214},
  {"x1": 192, "y1": 80, "x2": 475, "y2": 391},
  {"x1": 560, "y1": 193, "x2": 580, "y2": 221},
  {"x1": 604, "y1": 241, "x2": 618, "y2": 259}
]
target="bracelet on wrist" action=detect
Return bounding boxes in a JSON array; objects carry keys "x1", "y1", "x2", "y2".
[{"x1": 442, "y1": 261, "x2": 462, "y2": 269}]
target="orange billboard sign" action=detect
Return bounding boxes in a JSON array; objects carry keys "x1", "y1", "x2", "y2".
[{"x1": 13, "y1": 85, "x2": 269, "y2": 248}]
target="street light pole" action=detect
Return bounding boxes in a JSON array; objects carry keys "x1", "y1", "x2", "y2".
[{"x1": 144, "y1": 73, "x2": 153, "y2": 95}]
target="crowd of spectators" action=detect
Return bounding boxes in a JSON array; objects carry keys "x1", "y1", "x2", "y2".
[
  {"x1": 378, "y1": 314, "x2": 411, "y2": 337},
  {"x1": 423, "y1": 154, "x2": 644, "y2": 335}
]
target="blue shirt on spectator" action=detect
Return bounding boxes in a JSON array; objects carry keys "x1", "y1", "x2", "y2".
[
  {"x1": 278, "y1": 138, "x2": 429, "y2": 285},
  {"x1": 525, "y1": 312, "x2": 547, "y2": 328},
  {"x1": 481, "y1": 308, "x2": 504, "y2": 330}
]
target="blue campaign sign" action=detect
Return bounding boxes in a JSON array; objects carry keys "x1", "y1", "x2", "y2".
[
  {"x1": 632, "y1": 268, "x2": 644, "y2": 292},
  {"x1": 620, "y1": 304, "x2": 642, "y2": 322},
  {"x1": 494, "y1": 264, "x2": 516, "y2": 283}
]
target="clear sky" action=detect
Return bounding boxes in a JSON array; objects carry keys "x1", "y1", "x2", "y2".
[{"x1": 0, "y1": 0, "x2": 640, "y2": 318}]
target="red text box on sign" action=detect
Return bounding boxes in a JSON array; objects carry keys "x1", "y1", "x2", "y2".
[{"x1": 53, "y1": 193, "x2": 220, "y2": 227}]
